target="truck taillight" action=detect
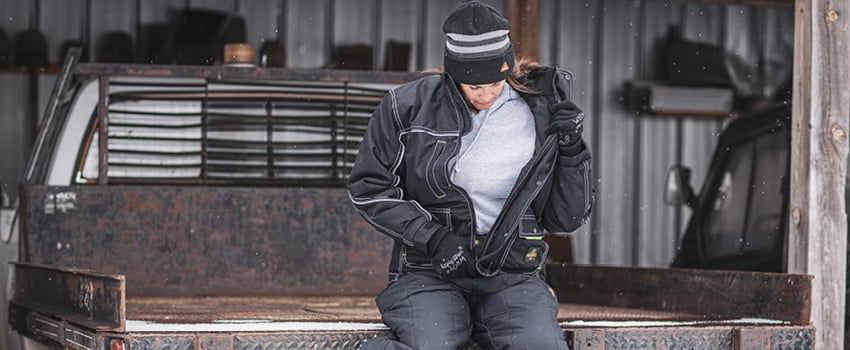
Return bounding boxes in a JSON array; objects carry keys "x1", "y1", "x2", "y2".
[{"x1": 110, "y1": 339, "x2": 125, "y2": 350}]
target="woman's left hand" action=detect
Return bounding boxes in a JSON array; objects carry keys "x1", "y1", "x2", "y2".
[{"x1": 546, "y1": 101, "x2": 584, "y2": 147}]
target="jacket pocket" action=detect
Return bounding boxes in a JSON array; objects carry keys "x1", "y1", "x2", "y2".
[
  {"x1": 427, "y1": 207, "x2": 453, "y2": 230},
  {"x1": 402, "y1": 207, "x2": 453, "y2": 270},
  {"x1": 425, "y1": 140, "x2": 449, "y2": 199},
  {"x1": 503, "y1": 216, "x2": 547, "y2": 273},
  {"x1": 401, "y1": 245, "x2": 432, "y2": 270}
]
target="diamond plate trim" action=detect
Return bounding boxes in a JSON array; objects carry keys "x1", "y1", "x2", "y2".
[
  {"x1": 235, "y1": 333, "x2": 376, "y2": 350},
  {"x1": 130, "y1": 335, "x2": 195, "y2": 350}
]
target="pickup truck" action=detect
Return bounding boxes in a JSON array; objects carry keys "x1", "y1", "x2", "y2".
[
  {"x1": 6, "y1": 49, "x2": 816, "y2": 350},
  {"x1": 667, "y1": 101, "x2": 850, "y2": 345}
]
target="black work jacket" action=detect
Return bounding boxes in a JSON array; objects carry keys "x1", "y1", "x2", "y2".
[{"x1": 347, "y1": 67, "x2": 594, "y2": 279}]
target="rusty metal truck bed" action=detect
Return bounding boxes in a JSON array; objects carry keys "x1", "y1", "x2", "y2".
[
  {"x1": 124, "y1": 296, "x2": 711, "y2": 325},
  {"x1": 10, "y1": 262, "x2": 814, "y2": 349}
]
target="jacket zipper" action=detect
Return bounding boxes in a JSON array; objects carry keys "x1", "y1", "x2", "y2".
[
  {"x1": 582, "y1": 158, "x2": 592, "y2": 223},
  {"x1": 445, "y1": 77, "x2": 478, "y2": 242}
]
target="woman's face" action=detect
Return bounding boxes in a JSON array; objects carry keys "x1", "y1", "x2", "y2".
[{"x1": 459, "y1": 80, "x2": 506, "y2": 112}]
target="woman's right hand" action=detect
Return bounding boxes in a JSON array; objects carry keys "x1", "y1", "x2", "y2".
[{"x1": 428, "y1": 230, "x2": 475, "y2": 280}]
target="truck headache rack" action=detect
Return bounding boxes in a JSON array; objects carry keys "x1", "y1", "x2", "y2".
[
  {"x1": 77, "y1": 78, "x2": 388, "y2": 186},
  {"x1": 24, "y1": 48, "x2": 418, "y2": 187}
]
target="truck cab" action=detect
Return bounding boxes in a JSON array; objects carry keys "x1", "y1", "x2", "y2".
[
  {"x1": 666, "y1": 101, "x2": 850, "y2": 344},
  {"x1": 667, "y1": 103, "x2": 791, "y2": 272}
]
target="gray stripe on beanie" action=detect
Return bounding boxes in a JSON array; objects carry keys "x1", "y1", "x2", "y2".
[{"x1": 446, "y1": 31, "x2": 511, "y2": 58}]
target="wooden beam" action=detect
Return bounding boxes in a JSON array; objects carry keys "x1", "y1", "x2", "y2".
[
  {"x1": 547, "y1": 265, "x2": 813, "y2": 324},
  {"x1": 11, "y1": 263, "x2": 126, "y2": 332},
  {"x1": 503, "y1": 0, "x2": 540, "y2": 61},
  {"x1": 787, "y1": 1, "x2": 849, "y2": 350}
]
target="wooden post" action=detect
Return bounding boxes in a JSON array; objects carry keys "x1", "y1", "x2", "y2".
[
  {"x1": 787, "y1": 1, "x2": 849, "y2": 349},
  {"x1": 503, "y1": 0, "x2": 540, "y2": 61}
]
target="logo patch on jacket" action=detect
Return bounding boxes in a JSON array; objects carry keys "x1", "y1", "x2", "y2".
[{"x1": 525, "y1": 247, "x2": 539, "y2": 263}]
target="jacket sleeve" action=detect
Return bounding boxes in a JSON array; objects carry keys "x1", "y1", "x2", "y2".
[
  {"x1": 346, "y1": 90, "x2": 443, "y2": 253},
  {"x1": 539, "y1": 69, "x2": 595, "y2": 234},
  {"x1": 540, "y1": 143, "x2": 594, "y2": 234}
]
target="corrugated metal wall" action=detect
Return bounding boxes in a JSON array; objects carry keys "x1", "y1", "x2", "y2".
[{"x1": 0, "y1": 0, "x2": 793, "y2": 268}]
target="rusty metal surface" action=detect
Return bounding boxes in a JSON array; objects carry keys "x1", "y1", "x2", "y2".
[
  {"x1": 547, "y1": 264, "x2": 812, "y2": 324},
  {"x1": 127, "y1": 333, "x2": 381, "y2": 350},
  {"x1": 558, "y1": 303, "x2": 704, "y2": 322},
  {"x1": 123, "y1": 296, "x2": 710, "y2": 324},
  {"x1": 73, "y1": 62, "x2": 420, "y2": 84},
  {"x1": 11, "y1": 300, "x2": 814, "y2": 350},
  {"x1": 566, "y1": 326, "x2": 814, "y2": 350},
  {"x1": 129, "y1": 335, "x2": 195, "y2": 350},
  {"x1": 233, "y1": 333, "x2": 378, "y2": 350},
  {"x1": 602, "y1": 327, "x2": 734, "y2": 349},
  {"x1": 22, "y1": 185, "x2": 391, "y2": 297},
  {"x1": 735, "y1": 328, "x2": 771, "y2": 349},
  {"x1": 118, "y1": 326, "x2": 814, "y2": 350},
  {"x1": 8, "y1": 304, "x2": 112, "y2": 350},
  {"x1": 11, "y1": 263, "x2": 125, "y2": 331},
  {"x1": 127, "y1": 296, "x2": 381, "y2": 323},
  {"x1": 566, "y1": 329, "x2": 605, "y2": 350}
]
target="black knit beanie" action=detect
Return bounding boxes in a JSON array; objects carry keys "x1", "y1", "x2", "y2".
[{"x1": 443, "y1": 1, "x2": 515, "y2": 85}]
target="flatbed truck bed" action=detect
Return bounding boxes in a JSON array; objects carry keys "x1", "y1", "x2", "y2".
[{"x1": 9, "y1": 262, "x2": 814, "y2": 349}]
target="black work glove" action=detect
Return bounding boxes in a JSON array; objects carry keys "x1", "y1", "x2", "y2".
[
  {"x1": 546, "y1": 101, "x2": 585, "y2": 149},
  {"x1": 427, "y1": 229, "x2": 475, "y2": 281}
]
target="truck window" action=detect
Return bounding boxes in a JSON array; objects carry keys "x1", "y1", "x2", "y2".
[
  {"x1": 71, "y1": 78, "x2": 389, "y2": 186},
  {"x1": 701, "y1": 128, "x2": 788, "y2": 261}
]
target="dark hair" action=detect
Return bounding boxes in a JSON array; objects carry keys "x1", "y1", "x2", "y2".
[{"x1": 507, "y1": 56, "x2": 542, "y2": 94}]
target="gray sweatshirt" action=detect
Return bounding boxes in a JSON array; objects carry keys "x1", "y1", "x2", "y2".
[{"x1": 451, "y1": 85, "x2": 536, "y2": 235}]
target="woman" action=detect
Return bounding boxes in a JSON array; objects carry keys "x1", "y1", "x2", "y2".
[{"x1": 348, "y1": 2, "x2": 594, "y2": 349}]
